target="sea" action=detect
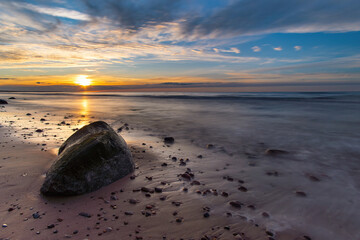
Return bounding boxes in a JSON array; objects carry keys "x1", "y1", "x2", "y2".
[{"x1": 1, "y1": 91, "x2": 360, "y2": 239}]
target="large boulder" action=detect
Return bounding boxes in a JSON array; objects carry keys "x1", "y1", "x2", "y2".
[
  {"x1": 41, "y1": 121, "x2": 134, "y2": 196},
  {"x1": 0, "y1": 99, "x2": 8, "y2": 104}
]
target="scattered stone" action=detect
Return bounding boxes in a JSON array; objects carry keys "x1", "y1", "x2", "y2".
[
  {"x1": 0, "y1": 99, "x2": 8, "y2": 104},
  {"x1": 41, "y1": 121, "x2": 134, "y2": 195},
  {"x1": 229, "y1": 201, "x2": 242, "y2": 208},
  {"x1": 129, "y1": 199, "x2": 138, "y2": 204},
  {"x1": 35, "y1": 129, "x2": 43, "y2": 133},
  {"x1": 262, "y1": 212, "x2": 270, "y2": 218},
  {"x1": 295, "y1": 191, "x2": 307, "y2": 197},
  {"x1": 79, "y1": 212, "x2": 92, "y2": 218},
  {"x1": 238, "y1": 186, "x2": 248, "y2": 192},
  {"x1": 161, "y1": 163, "x2": 168, "y2": 167},
  {"x1": 47, "y1": 224, "x2": 55, "y2": 229},
  {"x1": 8, "y1": 97, "x2": 16, "y2": 99},
  {"x1": 206, "y1": 144, "x2": 214, "y2": 149},
  {"x1": 203, "y1": 212, "x2": 210, "y2": 218},
  {"x1": 308, "y1": 175, "x2": 320, "y2": 182},
  {"x1": 125, "y1": 211, "x2": 134, "y2": 216},
  {"x1": 191, "y1": 180, "x2": 201, "y2": 185},
  {"x1": 141, "y1": 187, "x2": 151, "y2": 193},
  {"x1": 175, "y1": 217, "x2": 183, "y2": 223},
  {"x1": 164, "y1": 137, "x2": 175, "y2": 144},
  {"x1": 221, "y1": 192, "x2": 229, "y2": 197},
  {"x1": 303, "y1": 236, "x2": 312, "y2": 240},
  {"x1": 32, "y1": 212, "x2": 40, "y2": 219},
  {"x1": 265, "y1": 149, "x2": 289, "y2": 156},
  {"x1": 2, "y1": 224, "x2": 7, "y2": 228},
  {"x1": 154, "y1": 187, "x2": 163, "y2": 193},
  {"x1": 197, "y1": 155, "x2": 203, "y2": 158}
]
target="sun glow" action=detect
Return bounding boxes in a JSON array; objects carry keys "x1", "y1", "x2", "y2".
[{"x1": 75, "y1": 75, "x2": 91, "y2": 86}]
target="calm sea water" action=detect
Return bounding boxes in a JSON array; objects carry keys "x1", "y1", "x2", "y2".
[{"x1": 1, "y1": 91, "x2": 360, "y2": 239}]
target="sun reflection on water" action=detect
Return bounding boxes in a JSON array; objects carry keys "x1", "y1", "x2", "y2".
[{"x1": 78, "y1": 97, "x2": 89, "y2": 128}]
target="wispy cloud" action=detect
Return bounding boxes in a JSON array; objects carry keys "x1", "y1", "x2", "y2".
[
  {"x1": 18, "y1": 3, "x2": 91, "y2": 21},
  {"x1": 252, "y1": 46, "x2": 261, "y2": 52},
  {"x1": 273, "y1": 47, "x2": 283, "y2": 51},
  {"x1": 294, "y1": 46, "x2": 302, "y2": 51}
]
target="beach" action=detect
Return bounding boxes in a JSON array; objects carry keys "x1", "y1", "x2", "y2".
[{"x1": 1, "y1": 92, "x2": 360, "y2": 240}]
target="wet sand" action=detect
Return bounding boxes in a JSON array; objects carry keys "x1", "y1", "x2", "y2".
[{"x1": 0, "y1": 126, "x2": 289, "y2": 240}]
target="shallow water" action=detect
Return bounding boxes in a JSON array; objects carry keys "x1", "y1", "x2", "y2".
[{"x1": 1, "y1": 91, "x2": 360, "y2": 239}]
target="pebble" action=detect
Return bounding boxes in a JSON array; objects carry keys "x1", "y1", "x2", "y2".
[
  {"x1": 47, "y1": 224, "x2": 55, "y2": 229},
  {"x1": 164, "y1": 137, "x2": 175, "y2": 144},
  {"x1": 238, "y1": 186, "x2": 248, "y2": 192},
  {"x1": 229, "y1": 201, "x2": 242, "y2": 208},
  {"x1": 203, "y1": 212, "x2": 210, "y2": 218},
  {"x1": 2, "y1": 224, "x2": 8, "y2": 228},
  {"x1": 79, "y1": 212, "x2": 92, "y2": 218},
  {"x1": 32, "y1": 212, "x2": 40, "y2": 219},
  {"x1": 295, "y1": 191, "x2": 307, "y2": 197}
]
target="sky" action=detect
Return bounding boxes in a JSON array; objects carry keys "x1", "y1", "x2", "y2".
[{"x1": 0, "y1": 0, "x2": 360, "y2": 92}]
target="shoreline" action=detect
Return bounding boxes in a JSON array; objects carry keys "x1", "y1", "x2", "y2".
[
  {"x1": 2, "y1": 95, "x2": 358, "y2": 239},
  {"x1": 0, "y1": 124, "x2": 277, "y2": 240}
]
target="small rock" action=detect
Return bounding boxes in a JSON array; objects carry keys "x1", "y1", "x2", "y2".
[
  {"x1": 79, "y1": 212, "x2": 92, "y2": 218},
  {"x1": 295, "y1": 191, "x2": 307, "y2": 197},
  {"x1": 229, "y1": 201, "x2": 242, "y2": 208},
  {"x1": 262, "y1": 212, "x2": 270, "y2": 218},
  {"x1": 203, "y1": 212, "x2": 210, "y2": 218},
  {"x1": 0, "y1": 99, "x2": 8, "y2": 104},
  {"x1": 47, "y1": 224, "x2": 55, "y2": 229},
  {"x1": 238, "y1": 186, "x2": 248, "y2": 192},
  {"x1": 32, "y1": 212, "x2": 40, "y2": 219},
  {"x1": 206, "y1": 144, "x2": 214, "y2": 149},
  {"x1": 154, "y1": 187, "x2": 163, "y2": 193},
  {"x1": 164, "y1": 137, "x2": 175, "y2": 144},
  {"x1": 2, "y1": 223, "x2": 8, "y2": 228},
  {"x1": 265, "y1": 149, "x2": 289, "y2": 156}
]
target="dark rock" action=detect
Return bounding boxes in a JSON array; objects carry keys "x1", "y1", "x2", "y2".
[
  {"x1": 308, "y1": 175, "x2": 320, "y2": 182},
  {"x1": 8, "y1": 97, "x2": 16, "y2": 99},
  {"x1": 47, "y1": 224, "x2": 55, "y2": 229},
  {"x1": 265, "y1": 149, "x2": 289, "y2": 156},
  {"x1": 295, "y1": 191, "x2": 307, "y2": 197},
  {"x1": 238, "y1": 186, "x2": 248, "y2": 192},
  {"x1": 40, "y1": 121, "x2": 134, "y2": 195},
  {"x1": 206, "y1": 144, "x2": 214, "y2": 149},
  {"x1": 229, "y1": 201, "x2": 242, "y2": 208},
  {"x1": 164, "y1": 137, "x2": 175, "y2": 144},
  {"x1": 32, "y1": 212, "x2": 40, "y2": 219},
  {"x1": 0, "y1": 99, "x2": 8, "y2": 104},
  {"x1": 79, "y1": 212, "x2": 92, "y2": 218},
  {"x1": 303, "y1": 236, "x2": 312, "y2": 240},
  {"x1": 154, "y1": 187, "x2": 163, "y2": 193},
  {"x1": 203, "y1": 212, "x2": 210, "y2": 218},
  {"x1": 35, "y1": 129, "x2": 43, "y2": 133}
]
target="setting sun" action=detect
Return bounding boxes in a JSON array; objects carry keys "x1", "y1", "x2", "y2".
[{"x1": 75, "y1": 75, "x2": 91, "y2": 86}]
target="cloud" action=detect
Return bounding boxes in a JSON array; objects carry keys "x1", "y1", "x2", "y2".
[
  {"x1": 252, "y1": 46, "x2": 261, "y2": 52},
  {"x1": 83, "y1": 0, "x2": 184, "y2": 30},
  {"x1": 294, "y1": 46, "x2": 302, "y2": 51},
  {"x1": 19, "y1": 3, "x2": 91, "y2": 21},
  {"x1": 273, "y1": 47, "x2": 283, "y2": 51},
  {"x1": 182, "y1": 0, "x2": 360, "y2": 37},
  {"x1": 212, "y1": 47, "x2": 240, "y2": 54}
]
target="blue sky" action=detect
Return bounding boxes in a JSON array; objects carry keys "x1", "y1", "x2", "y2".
[{"x1": 0, "y1": 0, "x2": 360, "y2": 91}]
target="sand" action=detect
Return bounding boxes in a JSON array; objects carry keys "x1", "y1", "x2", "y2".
[{"x1": 0, "y1": 102, "x2": 311, "y2": 240}]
